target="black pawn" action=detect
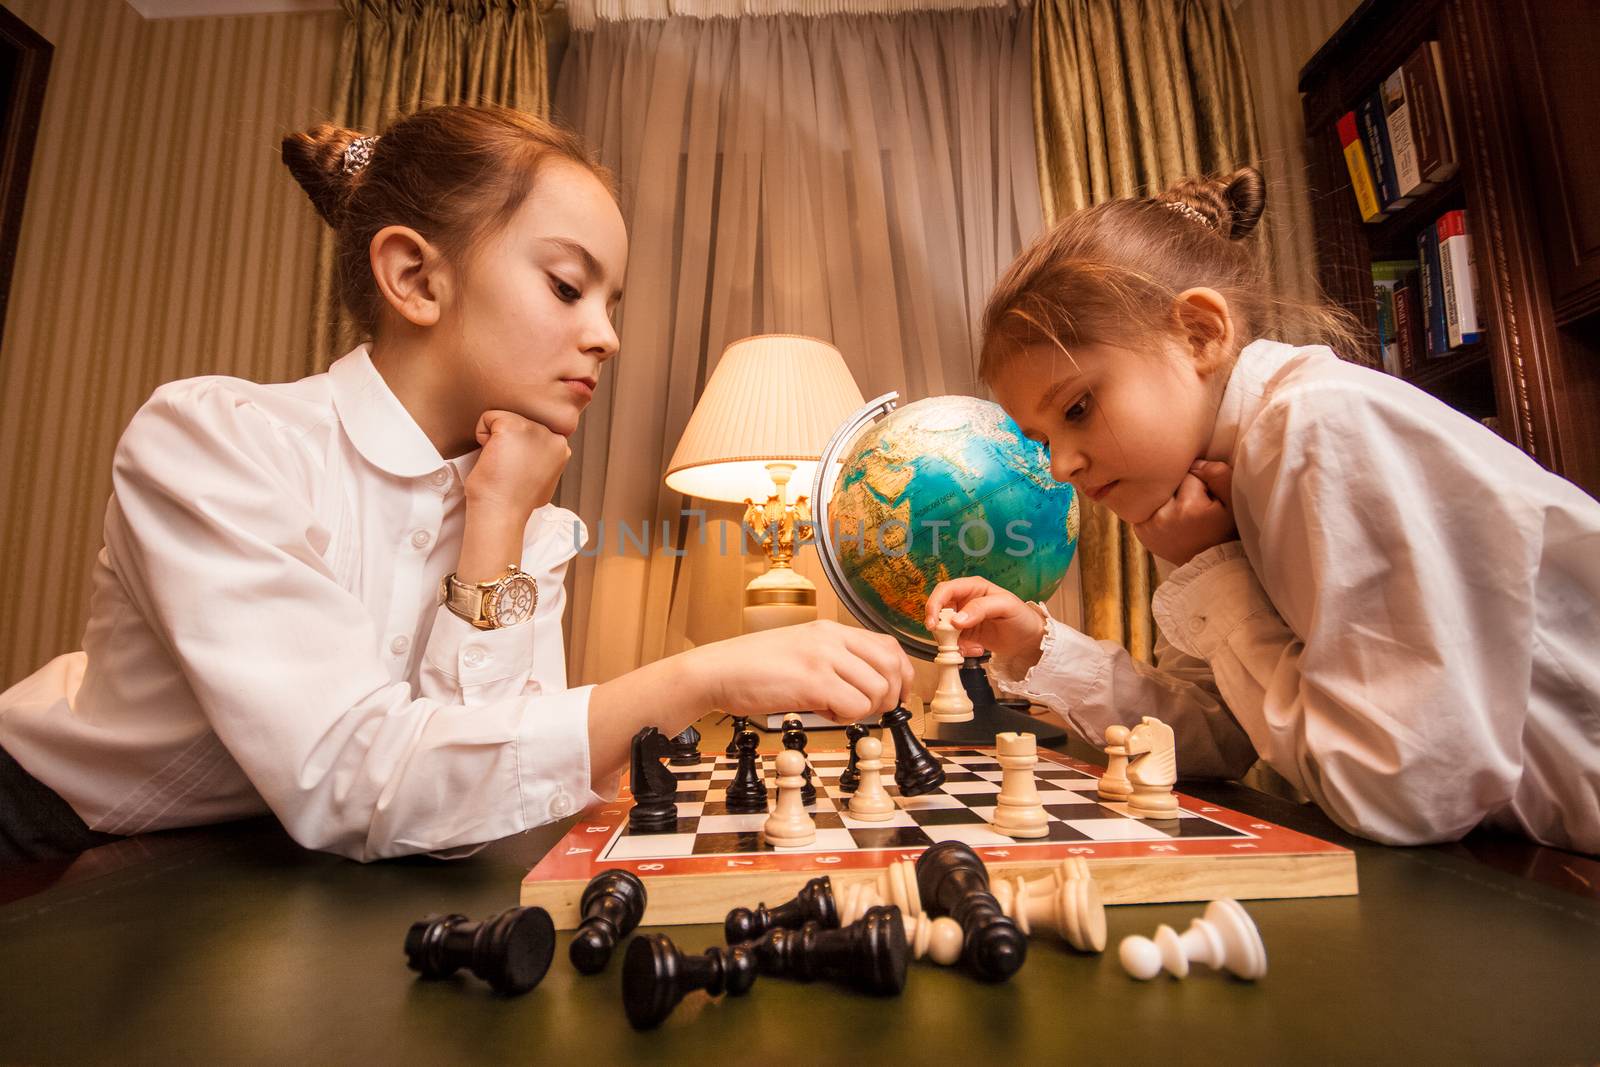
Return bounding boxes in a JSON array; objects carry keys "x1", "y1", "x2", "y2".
[
  {"x1": 915, "y1": 840, "x2": 1027, "y2": 982},
  {"x1": 669, "y1": 725, "x2": 702, "y2": 766},
  {"x1": 570, "y1": 869, "x2": 648, "y2": 975},
  {"x1": 628, "y1": 727, "x2": 680, "y2": 834},
  {"x1": 724, "y1": 875, "x2": 839, "y2": 943},
  {"x1": 622, "y1": 933, "x2": 758, "y2": 1031},
  {"x1": 839, "y1": 723, "x2": 869, "y2": 794},
  {"x1": 724, "y1": 729, "x2": 768, "y2": 814},
  {"x1": 725, "y1": 716, "x2": 751, "y2": 757},
  {"x1": 782, "y1": 725, "x2": 817, "y2": 805},
  {"x1": 738, "y1": 904, "x2": 909, "y2": 996},
  {"x1": 404, "y1": 907, "x2": 555, "y2": 995},
  {"x1": 882, "y1": 706, "x2": 945, "y2": 796}
]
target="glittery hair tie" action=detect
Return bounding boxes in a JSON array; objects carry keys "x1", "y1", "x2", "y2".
[
  {"x1": 341, "y1": 136, "x2": 377, "y2": 176},
  {"x1": 1161, "y1": 200, "x2": 1214, "y2": 229}
]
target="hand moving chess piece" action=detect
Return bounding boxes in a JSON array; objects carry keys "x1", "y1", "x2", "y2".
[
  {"x1": 623, "y1": 934, "x2": 757, "y2": 1030},
  {"x1": 724, "y1": 728, "x2": 768, "y2": 815},
  {"x1": 839, "y1": 723, "x2": 869, "y2": 793},
  {"x1": 1124, "y1": 715, "x2": 1178, "y2": 820},
  {"x1": 669, "y1": 725, "x2": 702, "y2": 766},
  {"x1": 929, "y1": 607, "x2": 975, "y2": 723},
  {"x1": 1118, "y1": 899, "x2": 1266, "y2": 981},
  {"x1": 1099, "y1": 723, "x2": 1132, "y2": 801},
  {"x1": 846, "y1": 736, "x2": 895, "y2": 821},
  {"x1": 989, "y1": 731, "x2": 1049, "y2": 838},
  {"x1": 628, "y1": 727, "x2": 680, "y2": 834},
  {"x1": 915, "y1": 841, "x2": 1027, "y2": 982},
  {"x1": 404, "y1": 907, "x2": 555, "y2": 996},
  {"x1": 782, "y1": 723, "x2": 816, "y2": 805},
  {"x1": 736, "y1": 904, "x2": 910, "y2": 996},
  {"x1": 724, "y1": 876, "x2": 839, "y2": 943},
  {"x1": 882, "y1": 706, "x2": 945, "y2": 796},
  {"x1": 763, "y1": 749, "x2": 816, "y2": 847},
  {"x1": 569, "y1": 869, "x2": 648, "y2": 974}
]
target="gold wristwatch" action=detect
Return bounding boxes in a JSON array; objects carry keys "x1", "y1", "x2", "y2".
[{"x1": 438, "y1": 564, "x2": 538, "y2": 630}]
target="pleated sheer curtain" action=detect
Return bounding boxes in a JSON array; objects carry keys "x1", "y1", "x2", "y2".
[
  {"x1": 1031, "y1": 0, "x2": 1262, "y2": 662},
  {"x1": 312, "y1": 0, "x2": 555, "y2": 366},
  {"x1": 552, "y1": 2, "x2": 1049, "y2": 686}
]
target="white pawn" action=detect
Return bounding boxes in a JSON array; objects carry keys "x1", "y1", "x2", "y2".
[
  {"x1": 1099, "y1": 724, "x2": 1132, "y2": 801},
  {"x1": 847, "y1": 736, "x2": 895, "y2": 821},
  {"x1": 835, "y1": 858, "x2": 923, "y2": 925},
  {"x1": 989, "y1": 731, "x2": 1049, "y2": 838},
  {"x1": 928, "y1": 608, "x2": 974, "y2": 724},
  {"x1": 1118, "y1": 899, "x2": 1267, "y2": 981},
  {"x1": 763, "y1": 749, "x2": 816, "y2": 847},
  {"x1": 903, "y1": 913, "x2": 965, "y2": 966}
]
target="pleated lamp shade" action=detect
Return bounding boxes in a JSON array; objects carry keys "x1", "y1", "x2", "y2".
[{"x1": 665, "y1": 334, "x2": 866, "y2": 502}]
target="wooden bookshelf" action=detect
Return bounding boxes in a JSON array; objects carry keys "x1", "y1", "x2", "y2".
[{"x1": 1300, "y1": 0, "x2": 1600, "y2": 498}]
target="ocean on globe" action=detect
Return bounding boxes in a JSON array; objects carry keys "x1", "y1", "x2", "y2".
[{"x1": 825, "y1": 395, "x2": 1079, "y2": 649}]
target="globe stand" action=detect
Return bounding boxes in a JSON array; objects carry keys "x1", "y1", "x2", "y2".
[{"x1": 922, "y1": 655, "x2": 1068, "y2": 748}]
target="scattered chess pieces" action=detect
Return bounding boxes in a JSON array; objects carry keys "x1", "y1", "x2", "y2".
[
  {"x1": 781, "y1": 723, "x2": 816, "y2": 805},
  {"x1": 724, "y1": 728, "x2": 768, "y2": 815},
  {"x1": 1118, "y1": 899, "x2": 1266, "y2": 982},
  {"x1": 725, "y1": 716, "x2": 750, "y2": 756},
  {"x1": 990, "y1": 866, "x2": 1106, "y2": 953},
  {"x1": 737, "y1": 904, "x2": 910, "y2": 996},
  {"x1": 989, "y1": 731, "x2": 1049, "y2": 838},
  {"x1": 903, "y1": 913, "x2": 966, "y2": 966},
  {"x1": 1099, "y1": 724, "x2": 1133, "y2": 801},
  {"x1": 570, "y1": 869, "x2": 648, "y2": 975},
  {"x1": 1124, "y1": 716, "x2": 1179, "y2": 820},
  {"x1": 724, "y1": 875, "x2": 839, "y2": 943},
  {"x1": 882, "y1": 705, "x2": 945, "y2": 796},
  {"x1": 839, "y1": 722, "x2": 869, "y2": 794},
  {"x1": 404, "y1": 907, "x2": 555, "y2": 996},
  {"x1": 669, "y1": 725, "x2": 702, "y2": 766},
  {"x1": 846, "y1": 736, "x2": 895, "y2": 821},
  {"x1": 763, "y1": 749, "x2": 816, "y2": 847},
  {"x1": 928, "y1": 608, "x2": 975, "y2": 724},
  {"x1": 915, "y1": 841, "x2": 1027, "y2": 982},
  {"x1": 834, "y1": 858, "x2": 965, "y2": 968},
  {"x1": 622, "y1": 934, "x2": 757, "y2": 1030},
  {"x1": 627, "y1": 727, "x2": 680, "y2": 834}
]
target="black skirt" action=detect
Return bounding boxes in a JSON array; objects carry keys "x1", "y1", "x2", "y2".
[{"x1": 0, "y1": 745, "x2": 121, "y2": 868}]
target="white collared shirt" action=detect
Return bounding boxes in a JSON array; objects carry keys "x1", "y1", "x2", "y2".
[
  {"x1": 0, "y1": 346, "x2": 602, "y2": 860},
  {"x1": 995, "y1": 339, "x2": 1600, "y2": 853}
]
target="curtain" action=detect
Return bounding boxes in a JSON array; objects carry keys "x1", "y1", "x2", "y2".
[
  {"x1": 311, "y1": 0, "x2": 554, "y2": 366},
  {"x1": 1031, "y1": 0, "x2": 1262, "y2": 662},
  {"x1": 553, "y1": 7, "x2": 1045, "y2": 686}
]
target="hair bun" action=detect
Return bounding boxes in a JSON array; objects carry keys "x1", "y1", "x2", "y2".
[
  {"x1": 1156, "y1": 166, "x2": 1266, "y2": 241},
  {"x1": 281, "y1": 122, "x2": 370, "y2": 227}
]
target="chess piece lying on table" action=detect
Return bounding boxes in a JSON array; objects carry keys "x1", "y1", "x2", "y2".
[
  {"x1": 1119, "y1": 898, "x2": 1266, "y2": 981},
  {"x1": 916, "y1": 841, "x2": 1027, "y2": 981},
  {"x1": 725, "y1": 869, "x2": 962, "y2": 967},
  {"x1": 570, "y1": 869, "x2": 648, "y2": 974},
  {"x1": 404, "y1": 907, "x2": 555, "y2": 996},
  {"x1": 989, "y1": 858, "x2": 1106, "y2": 953}
]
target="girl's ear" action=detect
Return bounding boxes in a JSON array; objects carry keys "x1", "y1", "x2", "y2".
[
  {"x1": 369, "y1": 225, "x2": 449, "y2": 327},
  {"x1": 1172, "y1": 287, "x2": 1235, "y2": 375}
]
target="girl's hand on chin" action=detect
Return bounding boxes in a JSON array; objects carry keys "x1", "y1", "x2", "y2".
[
  {"x1": 1132, "y1": 459, "x2": 1237, "y2": 567},
  {"x1": 465, "y1": 409, "x2": 571, "y2": 520}
]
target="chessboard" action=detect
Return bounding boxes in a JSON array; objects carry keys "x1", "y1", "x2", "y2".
[{"x1": 521, "y1": 746, "x2": 1358, "y2": 927}]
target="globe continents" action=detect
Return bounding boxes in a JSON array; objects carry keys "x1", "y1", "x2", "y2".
[{"x1": 823, "y1": 395, "x2": 1079, "y2": 652}]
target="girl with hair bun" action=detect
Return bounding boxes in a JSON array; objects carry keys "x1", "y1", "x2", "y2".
[
  {"x1": 928, "y1": 167, "x2": 1600, "y2": 854},
  {"x1": 0, "y1": 105, "x2": 913, "y2": 863}
]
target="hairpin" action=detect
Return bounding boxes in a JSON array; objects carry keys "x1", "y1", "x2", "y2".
[
  {"x1": 1161, "y1": 200, "x2": 1213, "y2": 229},
  {"x1": 341, "y1": 136, "x2": 377, "y2": 176}
]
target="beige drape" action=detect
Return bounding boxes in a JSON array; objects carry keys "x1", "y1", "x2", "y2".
[
  {"x1": 311, "y1": 0, "x2": 553, "y2": 366},
  {"x1": 553, "y1": 8, "x2": 1045, "y2": 686},
  {"x1": 1031, "y1": 0, "x2": 1261, "y2": 662}
]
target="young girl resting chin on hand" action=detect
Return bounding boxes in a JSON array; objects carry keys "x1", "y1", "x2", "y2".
[
  {"x1": 929, "y1": 168, "x2": 1600, "y2": 855},
  {"x1": 0, "y1": 105, "x2": 912, "y2": 865}
]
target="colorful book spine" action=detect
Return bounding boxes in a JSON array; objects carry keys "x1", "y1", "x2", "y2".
[
  {"x1": 1402, "y1": 42, "x2": 1458, "y2": 184},
  {"x1": 1360, "y1": 89, "x2": 1413, "y2": 212},
  {"x1": 1394, "y1": 275, "x2": 1420, "y2": 377},
  {"x1": 1437, "y1": 209, "x2": 1481, "y2": 346},
  {"x1": 1371, "y1": 259, "x2": 1417, "y2": 375},
  {"x1": 1382, "y1": 68, "x2": 1431, "y2": 200},
  {"x1": 1417, "y1": 223, "x2": 1448, "y2": 358},
  {"x1": 1337, "y1": 111, "x2": 1385, "y2": 222}
]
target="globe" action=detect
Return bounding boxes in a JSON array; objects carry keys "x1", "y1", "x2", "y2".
[{"x1": 813, "y1": 394, "x2": 1079, "y2": 656}]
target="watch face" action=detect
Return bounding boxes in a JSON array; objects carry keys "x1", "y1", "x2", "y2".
[{"x1": 490, "y1": 576, "x2": 537, "y2": 627}]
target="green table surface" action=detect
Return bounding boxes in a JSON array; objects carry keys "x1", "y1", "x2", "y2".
[{"x1": 3, "y1": 727, "x2": 1598, "y2": 1065}]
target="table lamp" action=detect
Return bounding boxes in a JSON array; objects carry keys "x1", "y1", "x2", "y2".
[{"x1": 665, "y1": 334, "x2": 866, "y2": 632}]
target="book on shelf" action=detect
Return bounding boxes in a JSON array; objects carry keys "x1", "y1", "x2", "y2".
[
  {"x1": 1417, "y1": 222, "x2": 1448, "y2": 358},
  {"x1": 1381, "y1": 68, "x2": 1432, "y2": 201},
  {"x1": 1437, "y1": 209, "x2": 1481, "y2": 347},
  {"x1": 1404, "y1": 40, "x2": 1460, "y2": 185},
  {"x1": 1337, "y1": 110, "x2": 1385, "y2": 222},
  {"x1": 1358, "y1": 89, "x2": 1412, "y2": 212},
  {"x1": 1372, "y1": 259, "x2": 1417, "y2": 376},
  {"x1": 1394, "y1": 274, "x2": 1421, "y2": 377}
]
